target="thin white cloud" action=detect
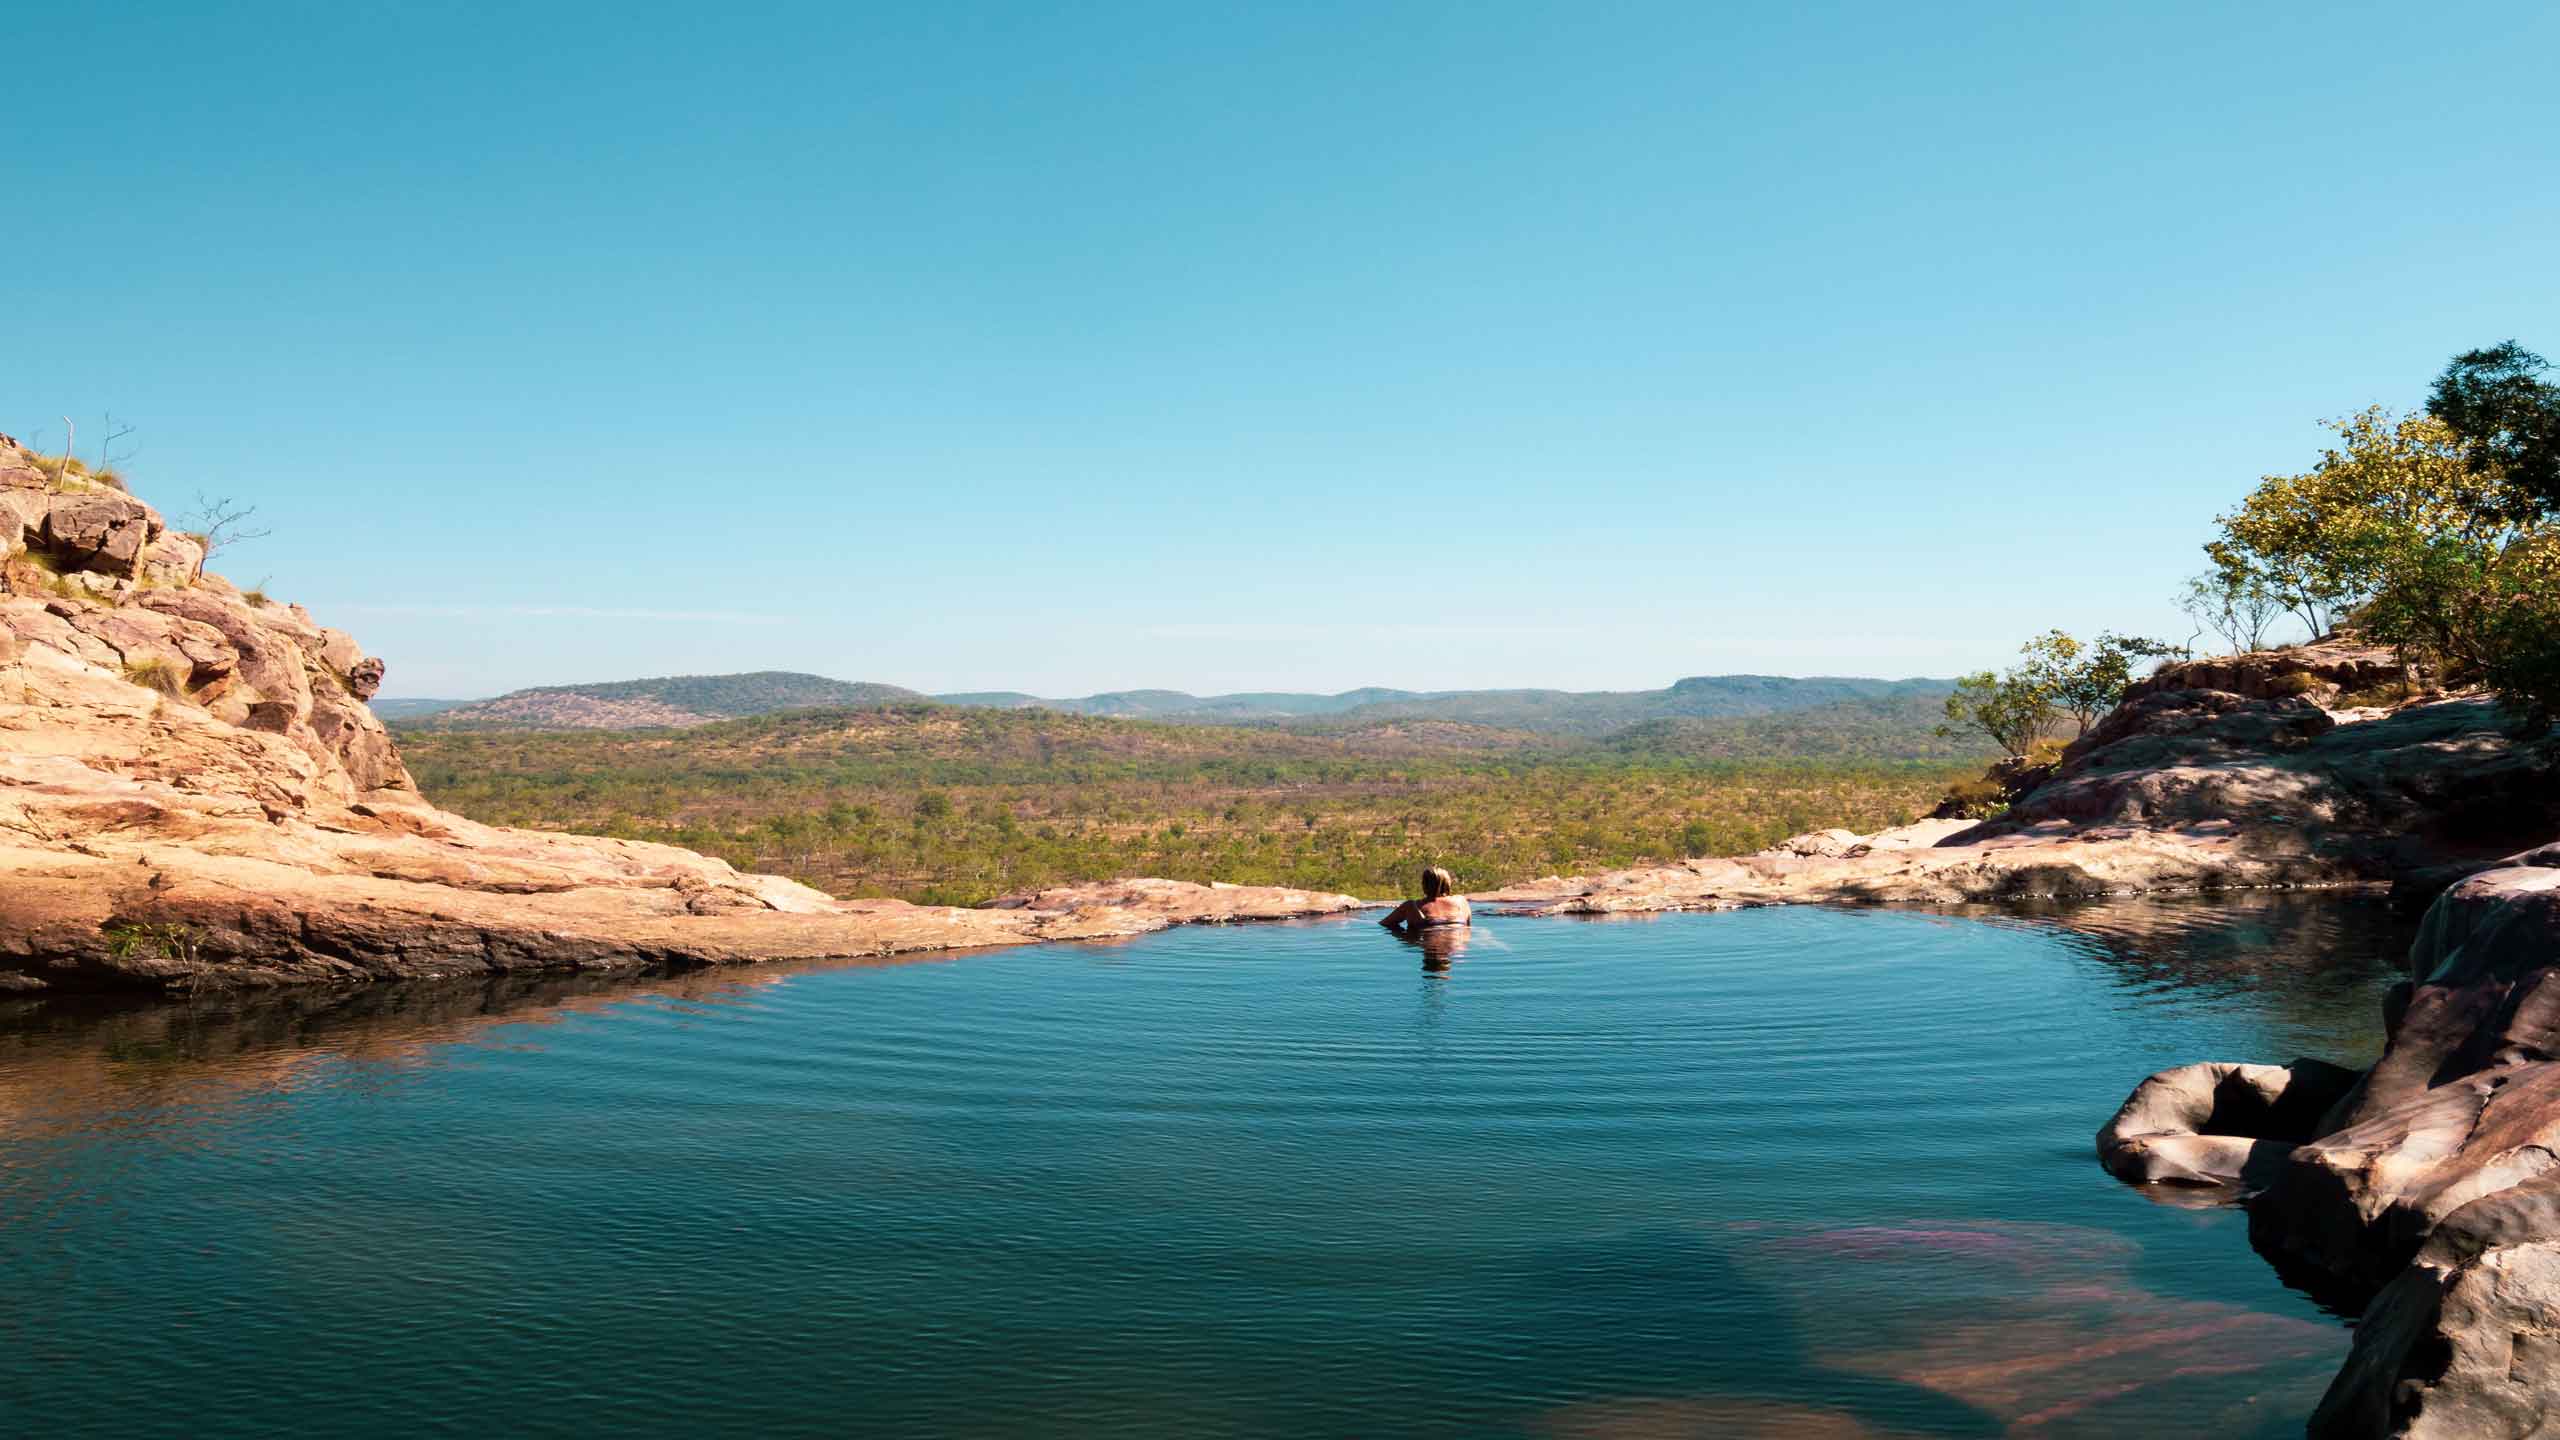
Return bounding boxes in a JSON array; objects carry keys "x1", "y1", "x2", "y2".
[
  {"x1": 323, "y1": 603, "x2": 790, "y2": 625},
  {"x1": 1140, "y1": 621, "x2": 1587, "y2": 641}
]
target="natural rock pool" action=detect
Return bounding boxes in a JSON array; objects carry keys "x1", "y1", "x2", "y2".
[{"x1": 1, "y1": 897, "x2": 2417, "y2": 1438}]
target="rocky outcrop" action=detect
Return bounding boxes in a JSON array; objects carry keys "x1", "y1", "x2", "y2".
[
  {"x1": 1476, "y1": 816, "x2": 2334, "y2": 914},
  {"x1": 2127, "y1": 636, "x2": 2411, "y2": 708},
  {"x1": 1486, "y1": 653, "x2": 2551, "y2": 920},
  {"x1": 2097, "y1": 1057, "x2": 2363, "y2": 1189},
  {"x1": 1976, "y1": 689, "x2": 2554, "y2": 887},
  {"x1": 2098, "y1": 852, "x2": 2560, "y2": 1436},
  {"x1": 0, "y1": 439, "x2": 1361, "y2": 993}
]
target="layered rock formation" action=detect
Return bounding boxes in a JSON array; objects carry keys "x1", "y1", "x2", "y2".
[
  {"x1": 2099, "y1": 850, "x2": 2560, "y2": 1435},
  {"x1": 0, "y1": 438, "x2": 1361, "y2": 993}
]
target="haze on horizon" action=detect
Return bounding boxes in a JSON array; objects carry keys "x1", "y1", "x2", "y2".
[{"x1": 10, "y1": 1, "x2": 2558, "y2": 699}]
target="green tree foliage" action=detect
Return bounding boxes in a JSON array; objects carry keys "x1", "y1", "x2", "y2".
[
  {"x1": 2429, "y1": 342, "x2": 2560, "y2": 513},
  {"x1": 1937, "y1": 668, "x2": 2053, "y2": 756},
  {"x1": 2208, "y1": 408, "x2": 2531, "y2": 679},
  {"x1": 2477, "y1": 531, "x2": 2560, "y2": 729},
  {"x1": 2030, "y1": 630, "x2": 2183, "y2": 734},
  {"x1": 2179, "y1": 569, "x2": 2291, "y2": 654},
  {"x1": 1938, "y1": 630, "x2": 2176, "y2": 754}
]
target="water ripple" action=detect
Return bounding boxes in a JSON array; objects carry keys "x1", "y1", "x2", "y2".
[{"x1": 0, "y1": 896, "x2": 2414, "y2": 1438}]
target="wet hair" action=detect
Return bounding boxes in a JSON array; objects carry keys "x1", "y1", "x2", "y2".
[{"x1": 1421, "y1": 866, "x2": 1455, "y2": 900}]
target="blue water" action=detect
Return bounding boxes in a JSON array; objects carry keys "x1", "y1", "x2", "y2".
[{"x1": 0, "y1": 898, "x2": 2411, "y2": 1437}]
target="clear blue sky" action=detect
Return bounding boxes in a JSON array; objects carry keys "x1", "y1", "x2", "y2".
[{"x1": 11, "y1": 1, "x2": 2557, "y2": 698}]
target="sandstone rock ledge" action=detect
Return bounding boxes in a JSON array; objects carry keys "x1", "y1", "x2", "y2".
[{"x1": 0, "y1": 635, "x2": 1361, "y2": 993}]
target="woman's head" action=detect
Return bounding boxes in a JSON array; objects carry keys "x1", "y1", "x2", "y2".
[{"x1": 1421, "y1": 865, "x2": 1455, "y2": 899}]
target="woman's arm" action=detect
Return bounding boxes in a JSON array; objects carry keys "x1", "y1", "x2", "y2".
[{"x1": 1379, "y1": 900, "x2": 1420, "y2": 932}]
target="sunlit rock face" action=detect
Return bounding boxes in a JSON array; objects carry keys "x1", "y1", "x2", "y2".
[
  {"x1": 1983, "y1": 688, "x2": 2553, "y2": 886},
  {"x1": 2126, "y1": 638, "x2": 2410, "y2": 709},
  {"x1": 2101, "y1": 853, "x2": 2560, "y2": 1437}
]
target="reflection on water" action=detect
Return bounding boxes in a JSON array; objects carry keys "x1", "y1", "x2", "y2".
[
  {"x1": 0, "y1": 957, "x2": 850, "y2": 1149},
  {"x1": 0, "y1": 896, "x2": 2410, "y2": 1438},
  {"x1": 1395, "y1": 924, "x2": 1474, "y2": 974},
  {"x1": 1961, "y1": 890, "x2": 2417, "y2": 1068}
]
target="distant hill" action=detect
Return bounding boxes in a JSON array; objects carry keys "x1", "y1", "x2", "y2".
[
  {"x1": 931, "y1": 686, "x2": 1423, "y2": 720},
  {"x1": 401, "y1": 670, "x2": 1962, "y2": 744},
  {"x1": 931, "y1": 676, "x2": 1954, "y2": 734},
  {"x1": 410, "y1": 672, "x2": 928, "y2": 731},
  {"x1": 1273, "y1": 675, "x2": 1957, "y2": 738},
  {"x1": 368, "y1": 697, "x2": 474, "y2": 721},
  {"x1": 1600, "y1": 693, "x2": 1985, "y2": 763}
]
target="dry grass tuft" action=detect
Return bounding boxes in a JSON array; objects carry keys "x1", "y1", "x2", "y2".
[{"x1": 121, "y1": 656, "x2": 188, "y2": 699}]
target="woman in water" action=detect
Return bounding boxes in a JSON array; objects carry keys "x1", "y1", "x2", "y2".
[{"x1": 1380, "y1": 865, "x2": 1471, "y2": 936}]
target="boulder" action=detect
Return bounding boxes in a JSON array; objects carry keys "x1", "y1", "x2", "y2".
[
  {"x1": 313, "y1": 626, "x2": 364, "y2": 676},
  {"x1": 167, "y1": 618, "x2": 238, "y2": 685},
  {"x1": 0, "y1": 488, "x2": 44, "y2": 549},
  {"x1": 39, "y1": 490, "x2": 159, "y2": 574},
  {"x1": 2066, "y1": 686, "x2": 2337, "y2": 766},
  {"x1": 2310, "y1": 1171, "x2": 2560, "y2": 1437},
  {"x1": 135, "y1": 532, "x2": 205, "y2": 588},
  {"x1": 136, "y1": 587, "x2": 312, "y2": 716},
  {"x1": 2096, "y1": 1058, "x2": 2362, "y2": 1188},
  {"x1": 0, "y1": 440, "x2": 46, "y2": 489},
  {"x1": 2131, "y1": 637, "x2": 2409, "y2": 707}
]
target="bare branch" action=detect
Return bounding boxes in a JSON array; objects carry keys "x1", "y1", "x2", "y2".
[{"x1": 182, "y1": 493, "x2": 274, "y2": 561}]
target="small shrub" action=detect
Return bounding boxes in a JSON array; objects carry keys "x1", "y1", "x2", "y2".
[
  {"x1": 2268, "y1": 671, "x2": 2325, "y2": 697},
  {"x1": 242, "y1": 589, "x2": 271, "y2": 608},
  {"x1": 1935, "y1": 775, "x2": 2011, "y2": 820},
  {"x1": 101, "y1": 919, "x2": 201, "y2": 965},
  {"x1": 121, "y1": 656, "x2": 188, "y2": 698},
  {"x1": 2337, "y1": 678, "x2": 2418, "y2": 710}
]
